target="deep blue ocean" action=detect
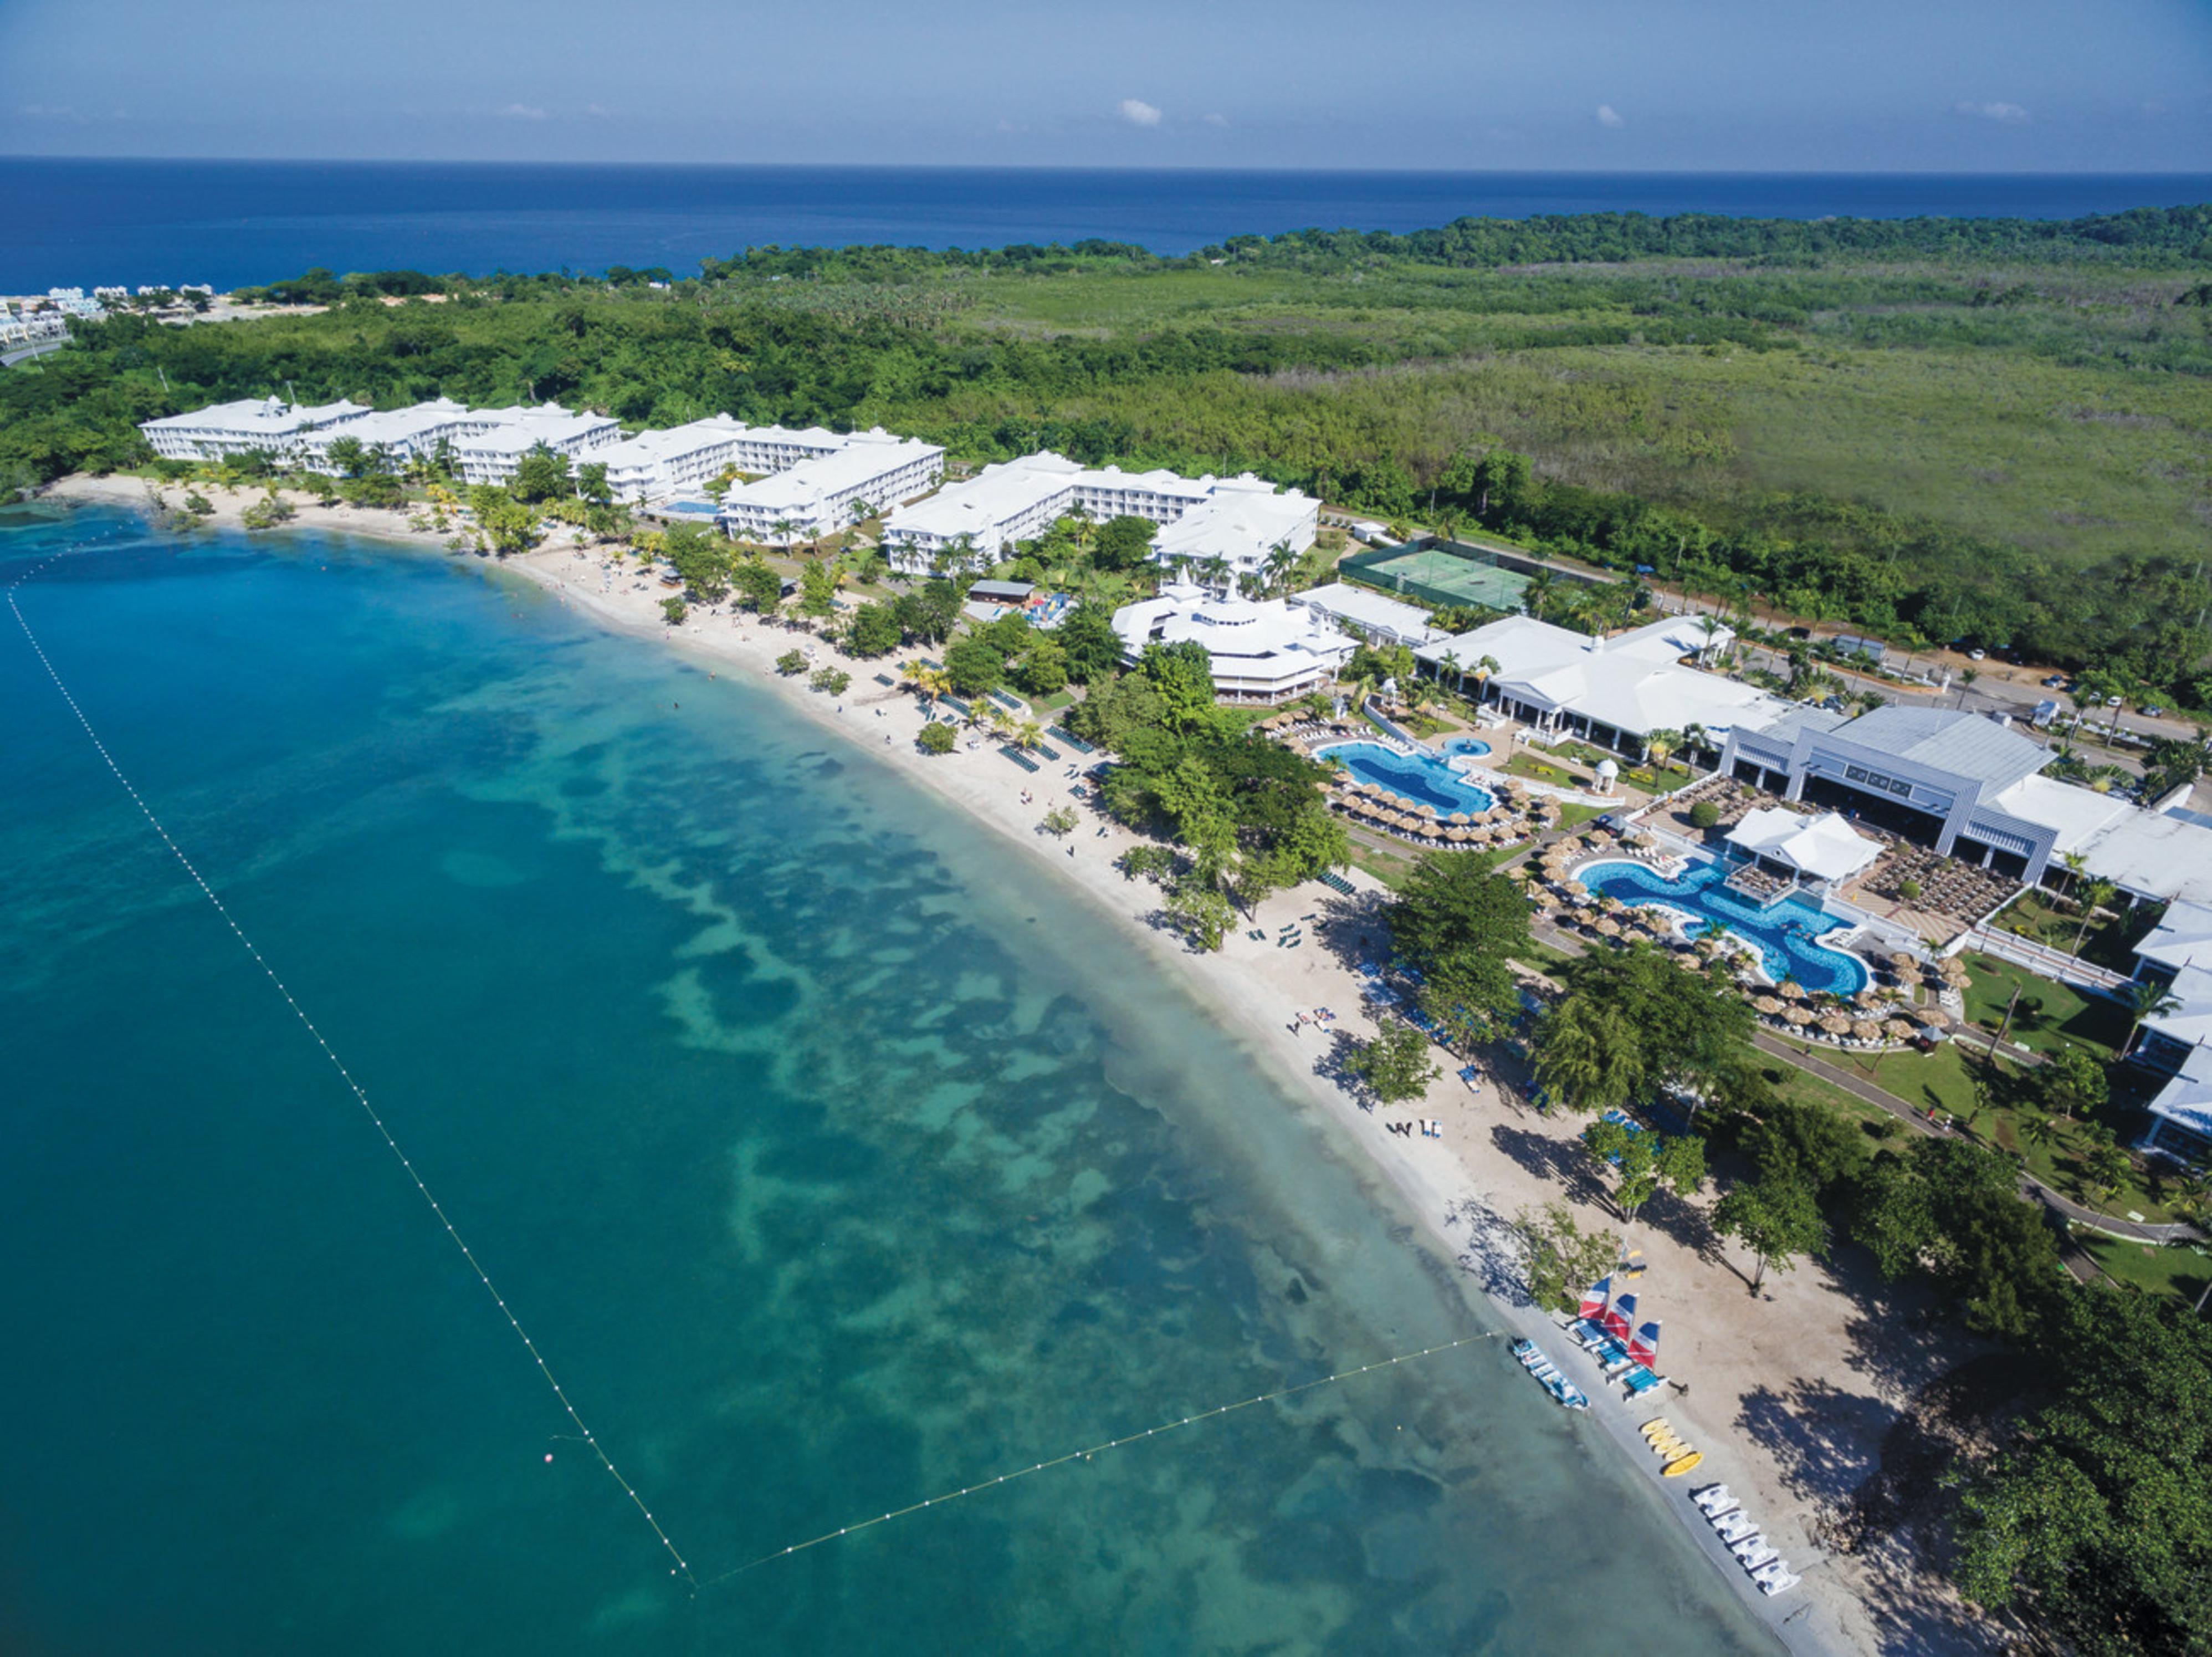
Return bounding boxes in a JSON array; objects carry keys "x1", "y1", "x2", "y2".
[
  {"x1": 0, "y1": 500, "x2": 1783, "y2": 1655},
  {"x1": 3, "y1": 157, "x2": 2208, "y2": 292}
]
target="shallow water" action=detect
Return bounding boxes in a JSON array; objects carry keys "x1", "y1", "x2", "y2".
[{"x1": 0, "y1": 505, "x2": 1779, "y2": 1655}]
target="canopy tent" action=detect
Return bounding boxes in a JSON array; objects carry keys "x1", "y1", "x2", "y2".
[{"x1": 1725, "y1": 807, "x2": 1883, "y2": 885}]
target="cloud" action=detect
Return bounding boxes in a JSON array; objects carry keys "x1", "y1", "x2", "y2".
[
  {"x1": 583, "y1": 103, "x2": 611, "y2": 118},
  {"x1": 16, "y1": 103, "x2": 80, "y2": 120},
  {"x1": 1202, "y1": 112, "x2": 1230, "y2": 129},
  {"x1": 1595, "y1": 105, "x2": 1625, "y2": 129},
  {"x1": 1117, "y1": 99, "x2": 1163, "y2": 129},
  {"x1": 1955, "y1": 100, "x2": 2029, "y2": 123},
  {"x1": 497, "y1": 103, "x2": 549, "y2": 121}
]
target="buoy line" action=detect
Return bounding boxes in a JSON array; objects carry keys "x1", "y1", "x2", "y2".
[
  {"x1": 6, "y1": 552, "x2": 697, "y2": 1588},
  {"x1": 702, "y1": 1331, "x2": 1504, "y2": 1588}
]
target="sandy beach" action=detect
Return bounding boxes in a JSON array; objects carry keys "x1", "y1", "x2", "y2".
[{"x1": 45, "y1": 473, "x2": 1999, "y2": 1656}]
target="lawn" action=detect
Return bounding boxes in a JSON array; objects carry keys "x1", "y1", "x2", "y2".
[
  {"x1": 2076, "y1": 1234, "x2": 2212, "y2": 1307},
  {"x1": 1985, "y1": 890, "x2": 2144, "y2": 973},
  {"x1": 1960, "y1": 953, "x2": 2132, "y2": 1059},
  {"x1": 1345, "y1": 841, "x2": 1415, "y2": 891},
  {"x1": 1504, "y1": 754, "x2": 1590, "y2": 789}
]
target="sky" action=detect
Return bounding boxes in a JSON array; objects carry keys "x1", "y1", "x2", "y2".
[{"x1": 1, "y1": 0, "x2": 2206, "y2": 171}]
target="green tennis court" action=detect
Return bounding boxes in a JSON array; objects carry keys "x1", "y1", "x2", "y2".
[{"x1": 1357, "y1": 547, "x2": 1532, "y2": 611}]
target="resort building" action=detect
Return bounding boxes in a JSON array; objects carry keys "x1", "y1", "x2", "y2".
[
  {"x1": 2129, "y1": 901, "x2": 2212, "y2": 1160},
  {"x1": 1722, "y1": 807, "x2": 1883, "y2": 903},
  {"x1": 290, "y1": 397, "x2": 513, "y2": 474},
  {"x1": 140, "y1": 396, "x2": 372, "y2": 463},
  {"x1": 593, "y1": 414, "x2": 759, "y2": 503},
  {"x1": 1415, "y1": 613, "x2": 1783, "y2": 755},
  {"x1": 1285, "y1": 582, "x2": 1443, "y2": 649},
  {"x1": 1721, "y1": 703, "x2": 2212, "y2": 899},
  {"x1": 718, "y1": 432, "x2": 943, "y2": 546},
  {"x1": 1110, "y1": 583, "x2": 1355, "y2": 704},
  {"x1": 880, "y1": 452, "x2": 1319, "y2": 578},
  {"x1": 452, "y1": 405, "x2": 622, "y2": 487}
]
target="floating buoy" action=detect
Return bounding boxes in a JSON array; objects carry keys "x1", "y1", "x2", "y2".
[{"x1": 545, "y1": 1453, "x2": 555, "y2": 1464}]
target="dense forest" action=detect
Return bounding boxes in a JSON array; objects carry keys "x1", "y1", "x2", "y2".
[{"x1": 4, "y1": 203, "x2": 2209, "y2": 703}]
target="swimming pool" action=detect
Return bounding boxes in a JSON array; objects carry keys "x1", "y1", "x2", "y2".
[
  {"x1": 1318, "y1": 741, "x2": 1497, "y2": 817},
  {"x1": 1576, "y1": 858, "x2": 1870, "y2": 995}
]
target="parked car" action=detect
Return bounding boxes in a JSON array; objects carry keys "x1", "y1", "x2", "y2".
[
  {"x1": 2042, "y1": 674, "x2": 2068, "y2": 689},
  {"x1": 1967, "y1": 648, "x2": 1987, "y2": 661},
  {"x1": 2143, "y1": 706, "x2": 2167, "y2": 719}
]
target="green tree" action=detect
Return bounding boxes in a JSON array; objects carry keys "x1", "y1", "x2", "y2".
[
  {"x1": 732, "y1": 559, "x2": 784, "y2": 614},
  {"x1": 1345, "y1": 1022, "x2": 1441, "y2": 1104},
  {"x1": 662, "y1": 521, "x2": 733, "y2": 601},
  {"x1": 1138, "y1": 639, "x2": 1217, "y2": 733},
  {"x1": 944, "y1": 630, "x2": 1010, "y2": 698},
  {"x1": 1533, "y1": 995, "x2": 1644, "y2": 1115},
  {"x1": 847, "y1": 601, "x2": 903, "y2": 657},
  {"x1": 797, "y1": 558, "x2": 840, "y2": 620},
  {"x1": 1385, "y1": 854, "x2": 1530, "y2": 1045},
  {"x1": 1056, "y1": 602, "x2": 1125, "y2": 683},
  {"x1": 916, "y1": 720, "x2": 958, "y2": 756},
  {"x1": 2078, "y1": 1125, "x2": 2129, "y2": 1203},
  {"x1": 1040, "y1": 805, "x2": 1078, "y2": 837},
  {"x1": 774, "y1": 649, "x2": 807, "y2": 676},
  {"x1": 1712, "y1": 1165, "x2": 1825, "y2": 1294},
  {"x1": 809, "y1": 667, "x2": 852, "y2": 696},
  {"x1": 1164, "y1": 873, "x2": 1235, "y2": 952},
  {"x1": 1512, "y1": 1201, "x2": 1621, "y2": 1317},
  {"x1": 1092, "y1": 514, "x2": 1158, "y2": 571},
  {"x1": 2039, "y1": 1043, "x2": 2108, "y2": 1122},
  {"x1": 1016, "y1": 631, "x2": 1069, "y2": 697},
  {"x1": 660, "y1": 596, "x2": 687, "y2": 625},
  {"x1": 574, "y1": 461, "x2": 613, "y2": 506},
  {"x1": 510, "y1": 444, "x2": 571, "y2": 504}
]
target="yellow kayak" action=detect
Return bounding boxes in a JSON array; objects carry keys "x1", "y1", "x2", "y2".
[
  {"x1": 1662, "y1": 1451, "x2": 1704, "y2": 1477},
  {"x1": 1640, "y1": 1418, "x2": 1671, "y2": 1434}
]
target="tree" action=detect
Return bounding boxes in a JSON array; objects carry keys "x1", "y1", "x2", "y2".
[
  {"x1": 809, "y1": 667, "x2": 851, "y2": 696},
  {"x1": 1092, "y1": 514, "x2": 1159, "y2": 571},
  {"x1": 797, "y1": 558, "x2": 840, "y2": 620},
  {"x1": 1533, "y1": 995, "x2": 1643, "y2": 1115},
  {"x1": 573, "y1": 461, "x2": 613, "y2": 506},
  {"x1": 660, "y1": 596, "x2": 687, "y2": 625},
  {"x1": 1164, "y1": 873, "x2": 1235, "y2": 952},
  {"x1": 240, "y1": 490, "x2": 294, "y2": 530},
  {"x1": 510, "y1": 444, "x2": 571, "y2": 504},
  {"x1": 916, "y1": 720, "x2": 958, "y2": 756},
  {"x1": 2038, "y1": 1043, "x2": 2108, "y2": 1122},
  {"x1": 774, "y1": 649, "x2": 807, "y2": 676},
  {"x1": 1016, "y1": 631, "x2": 1069, "y2": 697},
  {"x1": 1040, "y1": 805, "x2": 1078, "y2": 837},
  {"x1": 1582, "y1": 1119, "x2": 1704, "y2": 1223},
  {"x1": 2070, "y1": 878, "x2": 2117, "y2": 955},
  {"x1": 847, "y1": 601, "x2": 902, "y2": 657},
  {"x1": 1057, "y1": 602, "x2": 1125, "y2": 683},
  {"x1": 944, "y1": 630, "x2": 1010, "y2": 698},
  {"x1": 2123, "y1": 978, "x2": 2184, "y2": 1057},
  {"x1": 2078, "y1": 1125, "x2": 2129, "y2": 1203},
  {"x1": 663, "y1": 521, "x2": 733, "y2": 601},
  {"x1": 1345, "y1": 1022, "x2": 1441, "y2": 1104},
  {"x1": 1513, "y1": 1201, "x2": 1621, "y2": 1317},
  {"x1": 1138, "y1": 640, "x2": 1217, "y2": 733},
  {"x1": 1385, "y1": 854, "x2": 1530, "y2": 1045},
  {"x1": 731, "y1": 559, "x2": 784, "y2": 615},
  {"x1": 1712, "y1": 1165, "x2": 1825, "y2": 1294}
]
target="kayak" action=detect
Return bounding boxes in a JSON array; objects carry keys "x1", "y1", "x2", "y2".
[{"x1": 1662, "y1": 1451, "x2": 1705, "y2": 1477}]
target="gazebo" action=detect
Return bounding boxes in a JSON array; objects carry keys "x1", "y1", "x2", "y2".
[{"x1": 1723, "y1": 807, "x2": 1883, "y2": 904}]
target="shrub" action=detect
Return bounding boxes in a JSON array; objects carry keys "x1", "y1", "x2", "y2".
[
  {"x1": 916, "y1": 720, "x2": 957, "y2": 755},
  {"x1": 1899, "y1": 878, "x2": 1922, "y2": 901},
  {"x1": 810, "y1": 667, "x2": 851, "y2": 696},
  {"x1": 1688, "y1": 800, "x2": 1722, "y2": 829},
  {"x1": 775, "y1": 649, "x2": 807, "y2": 676},
  {"x1": 660, "y1": 596, "x2": 687, "y2": 625}
]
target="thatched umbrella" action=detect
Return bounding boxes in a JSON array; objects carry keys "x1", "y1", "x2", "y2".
[
  {"x1": 1504, "y1": 865, "x2": 1529, "y2": 880},
  {"x1": 1852, "y1": 1020, "x2": 1883, "y2": 1042},
  {"x1": 1753, "y1": 995, "x2": 1785, "y2": 1016},
  {"x1": 1595, "y1": 916, "x2": 1623, "y2": 938},
  {"x1": 1574, "y1": 906, "x2": 1601, "y2": 928},
  {"x1": 1913, "y1": 1006, "x2": 1949, "y2": 1029},
  {"x1": 1883, "y1": 1018, "x2": 1916, "y2": 1041},
  {"x1": 1941, "y1": 956, "x2": 1973, "y2": 985},
  {"x1": 1784, "y1": 1006, "x2": 1816, "y2": 1026},
  {"x1": 1854, "y1": 988, "x2": 1881, "y2": 1008},
  {"x1": 1888, "y1": 951, "x2": 1918, "y2": 973},
  {"x1": 1777, "y1": 980, "x2": 1806, "y2": 1001},
  {"x1": 1819, "y1": 1011, "x2": 1854, "y2": 1037},
  {"x1": 1446, "y1": 826, "x2": 1471, "y2": 843}
]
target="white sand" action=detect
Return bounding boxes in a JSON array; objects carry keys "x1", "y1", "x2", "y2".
[{"x1": 44, "y1": 474, "x2": 2001, "y2": 1655}]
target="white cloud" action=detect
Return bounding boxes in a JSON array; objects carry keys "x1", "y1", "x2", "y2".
[
  {"x1": 1595, "y1": 105, "x2": 1624, "y2": 129},
  {"x1": 1955, "y1": 100, "x2": 2029, "y2": 123},
  {"x1": 1117, "y1": 98, "x2": 1164, "y2": 129},
  {"x1": 17, "y1": 103, "x2": 80, "y2": 119},
  {"x1": 1202, "y1": 112, "x2": 1230, "y2": 129},
  {"x1": 584, "y1": 103, "x2": 611, "y2": 118},
  {"x1": 498, "y1": 103, "x2": 549, "y2": 121}
]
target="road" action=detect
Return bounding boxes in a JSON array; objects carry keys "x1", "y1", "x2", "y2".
[{"x1": 1, "y1": 337, "x2": 70, "y2": 369}]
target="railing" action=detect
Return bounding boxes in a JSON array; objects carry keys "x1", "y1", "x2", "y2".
[{"x1": 1964, "y1": 924, "x2": 2133, "y2": 995}]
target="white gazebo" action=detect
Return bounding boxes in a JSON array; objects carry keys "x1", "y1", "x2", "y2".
[{"x1": 1724, "y1": 807, "x2": 1881, "y2": 902}]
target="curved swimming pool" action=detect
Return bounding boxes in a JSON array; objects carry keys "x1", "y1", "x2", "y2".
[
  {"x1": 1317, "y1": 741, "x2": 1496, "y2": 817},
  {"x1": 1576, "y1": 858, "x2": 1870, "y2": 995}
]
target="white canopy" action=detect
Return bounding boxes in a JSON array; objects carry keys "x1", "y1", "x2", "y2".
[{"x1": 1726, "y1": 807, "x2": 1882, "y2": 884}]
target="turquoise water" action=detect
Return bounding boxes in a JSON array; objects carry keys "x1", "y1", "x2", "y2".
[
  {"x1": 1316, "y1": 741, "x2": 1496, "y2": 817},
  {"x1": 1441, "y1": 737, "x2": 1492, "y2": 759},
  {"x1": 0, "y1": 505, "x2": 1778, "y2": 1655},
  {"x1": 1578, "y1": 858, "x2": 1871, "y2": 996}
]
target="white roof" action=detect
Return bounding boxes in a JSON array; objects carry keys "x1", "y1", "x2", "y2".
[
  {"x1": 1286, "y1": 582, "x2": 1442, "y2": 644},
  {"x1": 1727, "y1": 807, "x2": 1883, "y2": 883},
  {"x1": 307, "y1": 397, "x2": 479, "y2": 448},
  {"x1": 1152, "y1": 488, "x2": 1317, "y2": 567},
  {"x1": 2067, "y1": 809, "x2": 2212, "y2": 905},
  {"x1": 455, "y1": 405, "x2": 612, "y2": 457},
  {"x1": 1112, "y1": 584, "x2": 1353, "y2": 674},
  {"x1": 2144, "y1": 963, "x2": 2212, "y2": 1049},
  {"x1": 884, "y1": 453, "x2": 1081, "y2": 540},
  {"x1": 142, "y1": 396, "x2": 368, "y2": 436},
  {"x1": 593, "y1": 413, "x2": 749, "y2": 469},
  {"x1": 2149, "y1": 1043, "x2": 2212, "y2": 1138},
  {"x1": 1416, "y1": 612, "x2": 1774, "y2": 739},
  {"x1": 722, "y1": 437, "x2": 940, "y2": 513},
  {"x1": 1985, "y1": 775, "x2": 2133, "y2": 855},
  {"x1": 2140, "y1": 900, "x2": 2212, "y2": 975}
]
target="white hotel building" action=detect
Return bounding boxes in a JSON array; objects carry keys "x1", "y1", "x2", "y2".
[
  {"x1": 1111, "y1": 584, "x2": 1355, "y2": 704},
  {"x1": 452, "y1": 406, "x2": 622, "y2": 487},
  {"x1": 717, "y1": 432, "x2": 943, "y2": 546},
  {"x1": 140, "y1": 397, "x2": 373, "y2": 463},
  {"x1": 290, "y1": 397, "x2": 516, "y2": 474},
  {"x1": 880, "y1": 452, "x2": 1319, "y2": 579}
]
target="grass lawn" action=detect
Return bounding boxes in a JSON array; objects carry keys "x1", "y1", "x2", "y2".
[
  {"x1": 1346, "y1": 841, "x2": 1416, "y2": 891},
  {"x1": 1960, "y1": 953, "x2": 2131, "y2": 1059},
  {"x1": 2076, "y1": 1234, "x2": 2212, "y2": 1306},
  {"x1": 1984, "y1": 890, "x2": 2142, "y2": 972},
  {"x1": 1505, "y1": 754, "x2": 1589, "y2": 789},
  {"x1": 1553, "y1": 801, "x2": 1608, "y2": 832}
]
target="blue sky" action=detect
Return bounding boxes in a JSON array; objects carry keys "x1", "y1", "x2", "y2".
[{"x1": 1, "y1": 0, "x2": 2205, "y2": 170}]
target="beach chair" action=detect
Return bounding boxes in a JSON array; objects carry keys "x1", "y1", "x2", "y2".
[
  {"x1": 1750, "y1": 1562, "x2": 1800, "y2": 1597},
  {"x1": 1712, "y1": 1512, "x2": 1758, "y2": 1545},
  {"x1": 1691, "y1": 1485, "x2": 1737, "y2": 1517},
  {"x1": 1732, "y1": 1540, "x2": 1779, "y2": 1571}
]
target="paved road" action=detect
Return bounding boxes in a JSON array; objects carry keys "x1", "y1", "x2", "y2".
[{"x1": 1, "y1": 338, "x2": 70, "y2": 369}]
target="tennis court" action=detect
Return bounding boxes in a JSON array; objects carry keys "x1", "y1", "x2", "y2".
[{"x1": 1354, "y1": 545, "x2": 1532, "y2": 612}]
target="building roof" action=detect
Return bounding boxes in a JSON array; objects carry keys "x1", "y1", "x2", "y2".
[
  {"x1": 142, "y1": 396, "x2": 369, "y2": 436},
  {"x1": 1415, "y1": 612, "x2": 1776, "y2": 740},
  {"x1": 454, "y1": 405, "x2": 613, "y2": 457},
  {"x1": 306, "y1": 397, "x2": 478, "y2": 450},
  {"x1": 1149, "y1": 487, "x2": 1318, "y2": 569},
  {"x1": 2144, "y1": 963, "x2": 2212, "y2": 1050},
  {"x1": 968, "y1": 580, "x2": 1035, "y2": 601},
  {"x1": 593, "y1": 413, "x2": 748, "y2": 470},
  {"x1": 1286, "y1": 582, "x2": 1442, "y2": 645},
  {"x1": 883, "y1": 453, "x2": 1082, "y2": 543},
  {"x1": 1727, "y1": 807, "x2": 1883, "y2": 883},
  {"x1": 1737, "y1": 703, "x2": 1851, "y2": 746},
  {"x1": 2149, "y1": 1044, "x2": 2212, "y2": 1139},
  {"x1": 1985, "y1": 775, "x2": 2133, "y2": 855},
  {"x1": 1822, "y1": 706, "x2": 2049, "y2": 795},
  {"x1": 722, "y1": 437, "x2": 940, "y2": 516},
  {"x1": 1112, "y1": 584, "x2": 1353, "y2": 681},
  {"x1": 2062, "y1": 808, "x2": 2212, "y2": 906},
  {"x1": 2139, "y1": 900, "x2": 2212, "y2": 975}
]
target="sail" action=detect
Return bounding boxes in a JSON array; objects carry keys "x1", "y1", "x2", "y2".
[
  {"x1": 1629, "y1": 1320, "x2": 1662, "y2": 1368},
  {"x1": 1601, "y1": 1289, "x2": 1637, "y2": 1342},
  {"x1": 1578, "y1": 1275, "x2": 1612, "y2": 1320}
]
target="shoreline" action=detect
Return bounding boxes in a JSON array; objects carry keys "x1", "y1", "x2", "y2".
[{"x1": 40, "y1": 472, "x2": 1996, "y2": 1656}]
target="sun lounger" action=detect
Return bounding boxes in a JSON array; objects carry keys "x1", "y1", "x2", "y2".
[
  {"x1": 1622, "y1": 1367, "x2": 1663, "y2": 1397},
  {"x1": 1733, "y1": 1541, "x2": 1779, "y2": 1571},
  {"x1": 1750, "y1": 1561, "x2": 1800, "y2": 1597},
  {"x1": 1712, "y1": 1512, "x2": 1758, "y2": 1545},
  {"x1": 1691, "y1": 1485, "x2": 1738, "y2": 1517}
]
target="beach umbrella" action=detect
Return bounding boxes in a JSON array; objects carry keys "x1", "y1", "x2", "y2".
[
  {"x1": 1883, "y1": 1018, "x2": 1915, "y2": 1040},
  {"x1": 1852, "y1": 1020, "x2": 1882, "y2": 1042},
  {"x1": 1941, "y1": 956, "x2": 1973, "y2": 984},
  {"x1": 1777, "y1": 980, "x2": 1806, "y2": 1000},
  {"x1": 1888, "y1": 952, "x2": 1918, "y2": 972},
  {"x1": 1504, "y1": 865, "x2": 1529, "y2": 880},
  {"x1": 1753, "y1": 995, "x2": 1784, "y2": 1016},
  {"x1": 1446, "y1": 826, "x2": 1471, "y2": 843},
  {"x1": 1784, "y1": 1006, "x2": 1815, "y2": 1026},
  {"x1": 1913, "y1": 1006, "x2": 1949, "y2": 1029},
  {"x1": 1819, "y1": 1011, "x2": 1853, "y2": 1036},
  {"x1": 1595, "y1": 916, "x2": 1622, "y2": 937},
  {"x1": 1560, "y1": 880, "x2": 1588, "y2": 901},
  {"x1": 1450, "y1": 812, "x2": 1474, "y2": 825},
  {"x1": 1854, "y1": 988, "x2": 1881, "y2": 1008}
]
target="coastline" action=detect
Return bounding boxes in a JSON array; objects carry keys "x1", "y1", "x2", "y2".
[{"x1": 40, "y1": 473, "x2": 1995, "y2": 1656}]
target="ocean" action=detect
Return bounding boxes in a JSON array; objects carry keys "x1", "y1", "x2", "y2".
[
  {"x1": 3, "y1": 157, "x2": 2208, "y2": 293},
  {"x1": 0, "y1": 502, "x2": 1781, "y2": 1655}
]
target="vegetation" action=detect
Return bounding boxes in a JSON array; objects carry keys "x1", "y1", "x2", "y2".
[
  {"x1": 1382, "y1": 855, "x2": 1533, "y2": 1048},
  {"x1": 915, "y1": 721, "x2": 957, "y2": 756},
  {"x1": 1531, "y1": 944, "x2": 1762, "y2": 1121},
  {"x1": 1344, "y1": 1022, "x2": 1442, "y2": 1104},
  {"x1": 1513, "y1": 1201, "x2": 1621, "y2": 1317},
  {"x1": 1580, "y1": 1117, "x2": 1708, "y2": 1225},
  {"x1": 13, "y1": 204, "x2": 2211, "y2": 704}
]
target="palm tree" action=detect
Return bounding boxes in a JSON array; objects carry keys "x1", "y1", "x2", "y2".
[
  {"x1": 1262, "y1": 541, "x2": 1302, "y2": 597},
  {"x1": 2070, "y1": 878, "x2": 2117, "y2": 955},
  {"x1": 1681, "y1": 723, "x2": 1711, "y2": 767},
  {"x1": 1523, "y1": 568, "x2": 1559, "y2": 621},
  {"x1": 1642, "y1": 728, "x2": 1682, "y2": 771},
  {"x1": 1016, "y1": 720, "x2": 1046, "y2": 751},
  {"x1": 1472, "y1": 654, "x2": 1502, "y2": 707},
  {"x1": 2020, "y1": 1113, "x2": 2062, "y2": 1153},
  {"x1": 770, "y1": 517, "x2": 798, "y2": 549},
  {"x1": 1696, "y1": 613, "x2": 1724, "y2": 665},
  {"x1": 2123, "y1": 978, "x2": 2185, "y2": 1059}
]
